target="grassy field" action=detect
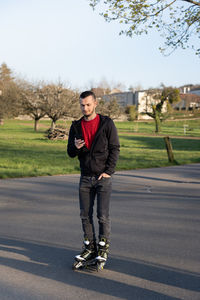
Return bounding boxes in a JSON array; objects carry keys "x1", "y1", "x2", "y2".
[
  {"x1": 0, "y1": 119, "x2": 200, "y2": 179},
  {"x1": 117, "y1": 119, "x2": 200, "y2": 137}
]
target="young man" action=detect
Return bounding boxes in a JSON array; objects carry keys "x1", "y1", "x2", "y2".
[{"x1": 67, "y1": 90, "x2": 120, "y2": 269}]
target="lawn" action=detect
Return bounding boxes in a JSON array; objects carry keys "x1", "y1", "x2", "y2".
[
  {"x1": 0, "y1": 119, "x2": 200, "y2": 179},
  {"x1": 116, "y1": 119, "x2": 200, "y2": 137}
]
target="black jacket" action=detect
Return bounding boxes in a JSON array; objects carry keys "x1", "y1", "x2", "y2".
[{"x1": 67, "y1": 114, "x2": 120, "y2": 176}]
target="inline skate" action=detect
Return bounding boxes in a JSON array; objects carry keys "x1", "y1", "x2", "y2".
[
  {"x1": 72, "y1": 239, "x2": 97, "y2": 270},
  {"x1": 96, "y1": 238, "x2": 109, "y2": 271}
]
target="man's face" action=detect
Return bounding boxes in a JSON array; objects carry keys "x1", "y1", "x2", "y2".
[{"x1": 80, "y1": 95, "x2": 97, "y2": 119}]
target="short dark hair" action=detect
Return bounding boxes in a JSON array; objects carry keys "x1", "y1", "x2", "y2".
[{"x1": 80, "y1": 90, "x2": 96, "y2": 100}]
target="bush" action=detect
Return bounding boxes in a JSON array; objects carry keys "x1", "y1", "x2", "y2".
[{"x1": 125, "y1": 105, "x2": 138, "y2": 121}]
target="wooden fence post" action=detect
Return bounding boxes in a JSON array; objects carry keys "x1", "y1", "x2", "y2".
[{"x1": 164, "y1": 136, "x2": 175, "y2": 163}]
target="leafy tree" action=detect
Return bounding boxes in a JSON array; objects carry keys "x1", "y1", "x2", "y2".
[
  {"x1": 40, "y1": 83, "x2": 80, "y2": 130},
  {"x1": 125, "y1": 105, "x2": 138, "y2": 121},
  {"x1": 0, "y1": 63, "x2": 20, "y2": 124},
  {"x1": 0, "y1": 63, "x2": 14, "y2": 82},
  {"x1": 146, "y1": 87, "x2": 180, "y2": 133},
  {"x1": 89, "y1": 0, "x2": 200, "y2": 56}
]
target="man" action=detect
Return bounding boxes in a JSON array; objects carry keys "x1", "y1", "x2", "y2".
[{"x1": 67, "y1": 90, "x2": 120, "y2": 269}]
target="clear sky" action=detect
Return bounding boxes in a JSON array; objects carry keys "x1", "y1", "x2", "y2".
[{"x1": 0, "y1": 0, "x2": 200, "y2": 91}]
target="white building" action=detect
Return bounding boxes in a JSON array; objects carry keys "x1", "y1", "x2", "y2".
[
  {"x1": 103, "y1": 90, "x2": 167, "y2": 120},
  {"x1": 103, "y1": 91, "x2": 135, "y2": 107},
  {"x1": 179, "y1": 85, "x2": 200, "y2": 96}
]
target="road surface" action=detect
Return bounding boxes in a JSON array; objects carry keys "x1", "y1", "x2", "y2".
[{"x1": 0, "y1": 164, "x2": 200, "y2": 299}]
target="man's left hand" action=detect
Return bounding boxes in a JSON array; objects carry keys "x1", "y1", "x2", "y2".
[{"x1": 98, "y1": 173, "x2": 111, "y2": 180}]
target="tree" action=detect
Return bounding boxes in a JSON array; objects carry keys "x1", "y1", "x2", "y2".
[
  {"x1": 128, "y1": 84, "x2": 143, "y2": 92},
  {"x1": 146, "y1": 87, "x2": 180, "y2": 133},
  {"x1": 19, "y1": 82, "x2": 46, "y2": 131},
  {"x1": 40, "y1": 83, "x2": 80, "y2": 130},
  {"x1": 125, "y1": 105, "x2": 138, "y2": 121},
  {"x1": 96, "y1": 98, "x2": 108, "y2": 115},
  {"x1": 91, "y1": 87, "x2": 111, "y2": 97},
  {"x1": 89, "y1": 0, "x2": 200, "y2": 56},
  {"x1": 179, "y1": 92, "x2": 200, "y2": 110},
  {"x1": 0, "y1": 63, "x2": 14, "y2": 82},
  {"x1": 97, "y1": 96, "x2": 122, "y2": 119},
  {"x1": 90, "y1": 78, "x2": 111, "y2": 97},
  {"x1": 0, "y1": 63, "x2": 20, "y2": 124}
]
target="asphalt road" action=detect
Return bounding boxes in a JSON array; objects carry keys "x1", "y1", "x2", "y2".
[{"x1": 0, "y1": 164, "x2": 200, "y2": 300}]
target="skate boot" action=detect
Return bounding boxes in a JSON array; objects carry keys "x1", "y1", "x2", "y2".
[
  {"x1": 72, "y1": 239, "x2": 97, "y2": 270},
  {"x1": 96, "y1": 238, "x2": 109, "y2": 271}
]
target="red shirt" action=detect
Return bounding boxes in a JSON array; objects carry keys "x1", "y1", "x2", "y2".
[{"x1": 81, "y1": 114, "x2": 100, "y2": 150}]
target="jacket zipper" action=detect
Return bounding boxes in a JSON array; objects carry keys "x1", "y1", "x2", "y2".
[{"x1": 73, "y1": 116, "x2": 108, "y2": 175}]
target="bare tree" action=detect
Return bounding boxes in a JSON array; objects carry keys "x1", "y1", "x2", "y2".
[
  {"x1": 40, "y1": 83, "x2": 80, "y2": 130},
  {"x1": 179, "y1": 92, "x2": 200, "y2": 110},
  {"x1": 19, "y1": 81, "x2": 46, "y2": 131},
  {"x1": 128, "y1": 84, "x2": 143, "y2": 92},
  {"x1": 97, "y1": 96, "x2": 122, "y2": 119}
]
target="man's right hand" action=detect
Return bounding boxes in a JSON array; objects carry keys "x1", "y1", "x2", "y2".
[{"x1": 74, "y1": 138, "x2": 85, "y2": 149}]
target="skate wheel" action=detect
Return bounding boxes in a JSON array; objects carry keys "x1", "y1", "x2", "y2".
[
  {"x1": 96, "y1": 262, "x2": 104, "y2": 271},
  {"x1": 72, "y1": 260, "x2": 83, "y2": 270}
]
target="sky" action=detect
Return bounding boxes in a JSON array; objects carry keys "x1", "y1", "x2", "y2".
[{"x1": 0, "y1": 0, "x2": 200, "y2": 91}]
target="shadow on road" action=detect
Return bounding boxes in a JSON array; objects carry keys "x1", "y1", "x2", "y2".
[{"x1": 0, "y1": 236, "x2": 199, "y2": 300}]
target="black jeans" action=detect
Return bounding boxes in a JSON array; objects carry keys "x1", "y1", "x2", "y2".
[{"x1": 79, "y1": 175, "x2": 112, "y2": 243}]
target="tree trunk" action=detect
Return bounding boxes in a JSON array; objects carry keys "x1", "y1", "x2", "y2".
[
  {"x1": 155, "y1": 113, "x2": 161, "y2": 133},
  {"x1": 34, "y1": 119, "x2": 39, "y2": 132},
  {"x1": 51, "y1": 119, "x2": 56, "y2": 130}
]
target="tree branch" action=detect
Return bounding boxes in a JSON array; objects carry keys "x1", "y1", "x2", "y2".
[
  {"x1": 182, "y1": 0, "x2": 200, "y2": 6},
  {"x1": 152, "y1": 0, "x2": 177, "y2": 17}
]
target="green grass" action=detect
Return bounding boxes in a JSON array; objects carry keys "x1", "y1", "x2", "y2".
[
  {"x1": 118, "y1": 135, "x2": 200, "y2": 170},
  {"x1": 0, "y1": 119, "x2": 200, "y2": 179},
  {"x1": 115, "y1": 119, "x2": 200, "y2": 137},
  {"x1": 0, "y1": 120, "x2": 79, "y2": 178}
]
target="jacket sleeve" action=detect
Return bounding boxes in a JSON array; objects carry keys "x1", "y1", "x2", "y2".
[
  {"x1": 67, "y1": 123, "x2": 80, "y2": 158},
  {"x1": 104, "y1": 119, "x2": 120, "y2": 175}
]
